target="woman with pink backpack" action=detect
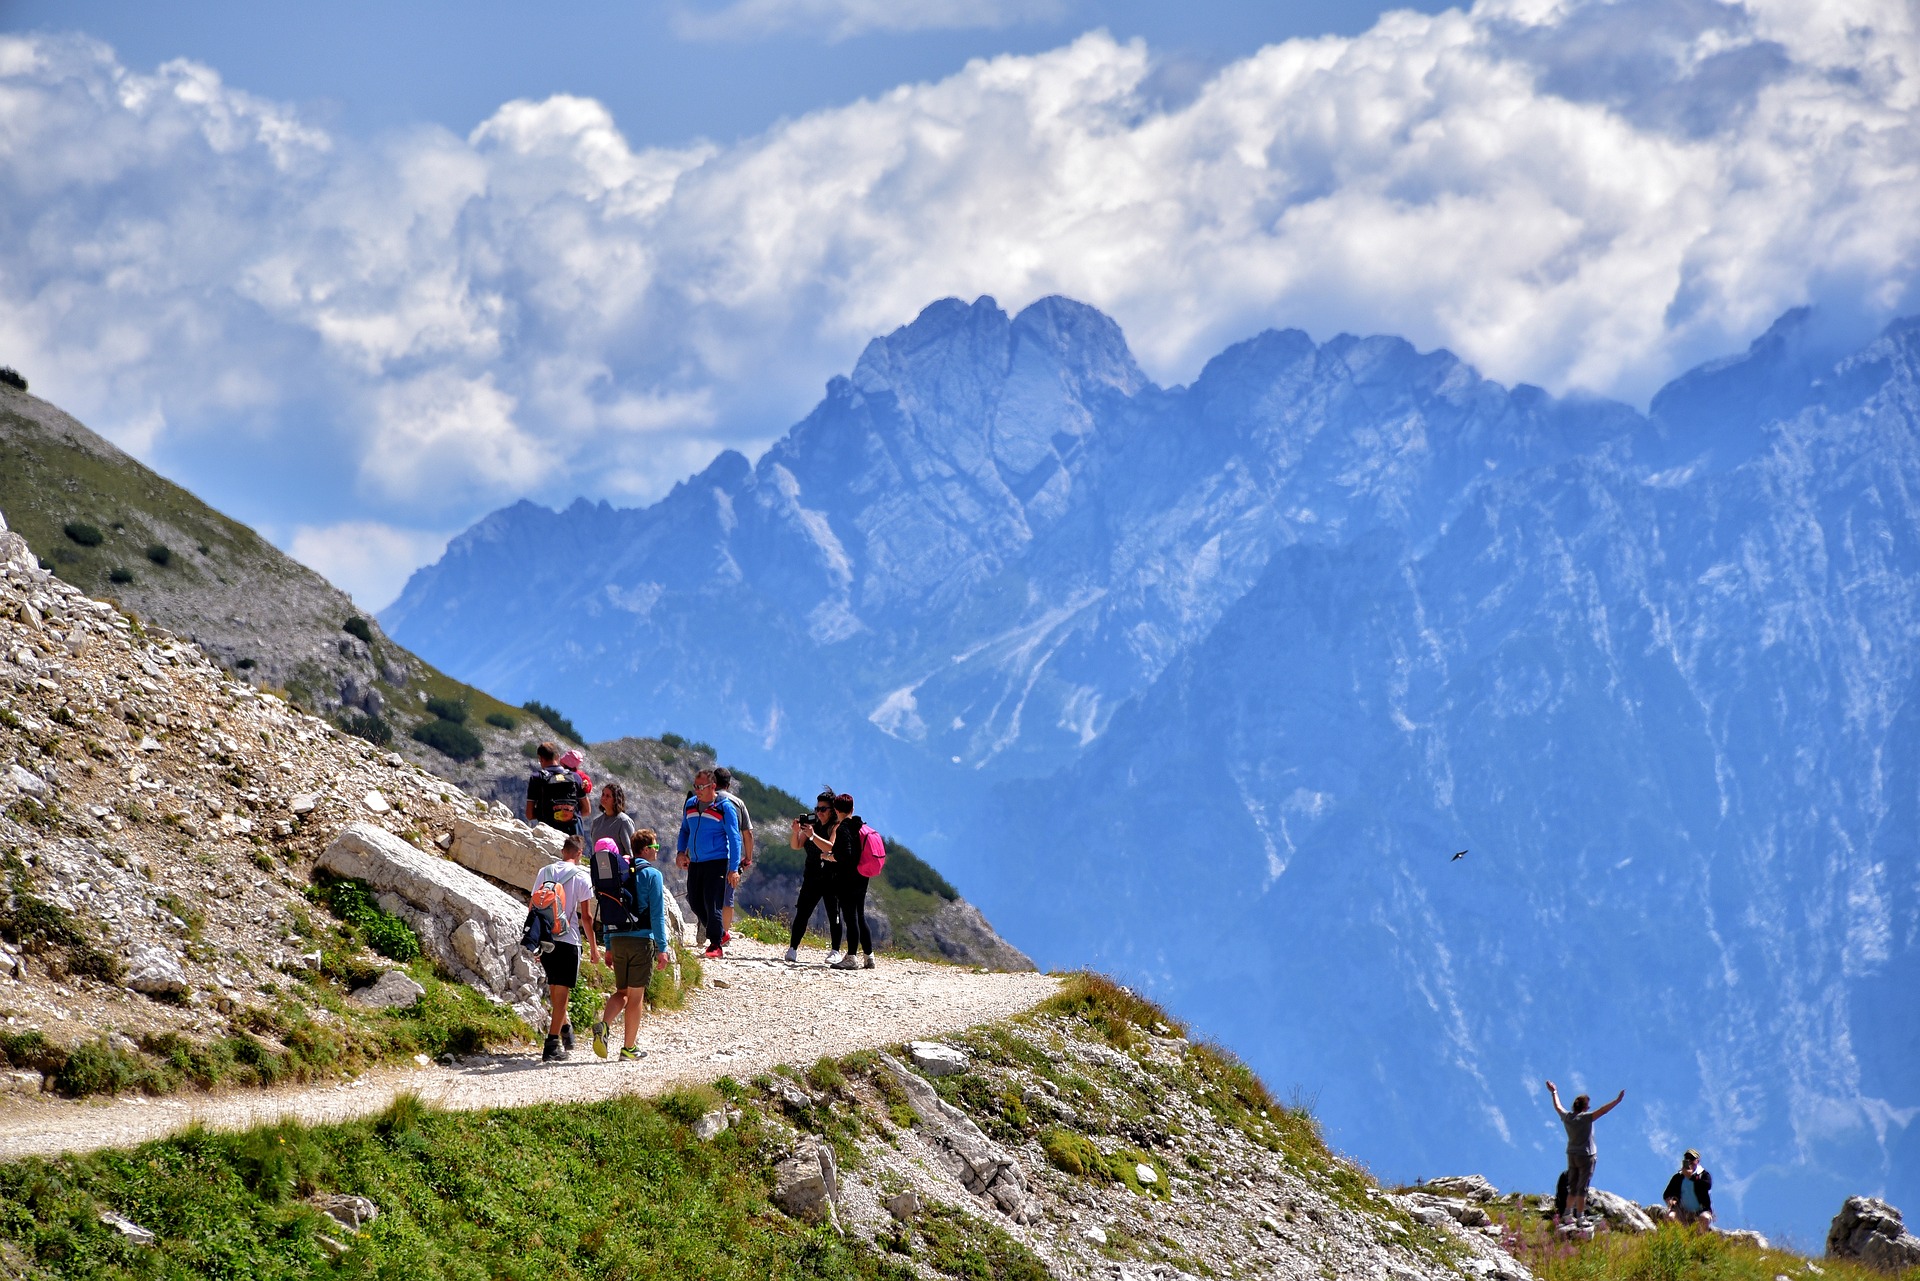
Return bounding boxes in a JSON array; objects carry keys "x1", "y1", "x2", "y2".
[{"x1": 823, "y1": 791, "x2": 886, "y2": 970}]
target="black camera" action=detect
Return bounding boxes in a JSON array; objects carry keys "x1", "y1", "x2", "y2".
[{"x1": 793, "y1": 814, "x2": 815, "y2": 828}]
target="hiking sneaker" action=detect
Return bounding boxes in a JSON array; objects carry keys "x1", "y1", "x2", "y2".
[
  {"x1": 721, "y1": 932, "x2": 731, "y2": 946},
  {"x1": 560, "y1": 1022, "x2": 575, "y2": 1051},
  {"x1": 618, "y1": 1046, "x2": 647, "y2": 1062},
  {"x1": 542, "y1": 1035, "x2": 568, "y2": 1063},
  {"x1": 783, "y1": 946, "x2": 799, "y2": 963},
  {"x1": 833, "y1": 953, "x2": 861, "y2": 970},
  {"x1": 824, "y1": 950, "x2": 842, "y2": 967},
  {"x1": 591, "y1": 1020, "x2": 610, "y2": 1059},
  {"x1": 862, "y1": 954, "x2": 875, "y2": 969},
  {"x1": 703, "y1": 945, "x2": 723, "y2": 960}
]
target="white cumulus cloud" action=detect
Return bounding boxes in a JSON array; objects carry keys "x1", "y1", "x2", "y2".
[{"x1": 2, "y1": 0, "x2": 1919, "y2": 595}]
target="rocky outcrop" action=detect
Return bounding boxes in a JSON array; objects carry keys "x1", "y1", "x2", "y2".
[
  {"x1": 1829, "y1": 1197, "x2": 1920, "y2": 1273},
  {"x1": 318, "y1": 823, "x2": 545, "y2": 1025},
  {"x1": 879, "y1": 1050, "x2": 1035, "y2": 1224},
  {"x1": 444, "y1": 809, "x2": 689, "y2": 947},
  {"x1": 772, "y1": 1138, "x2": 841, "y2": 1227},
  {"x1": 1585, "y1": 1188, "x2": 1655, "y2": 1234}
]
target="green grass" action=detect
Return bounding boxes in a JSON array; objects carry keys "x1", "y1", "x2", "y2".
[
  {"x1": 0, "y1": 1092, "x2": 998, "y2": 1280},
  {"x1": 1499, "y1": 1214, "x2": 1919, "y2": 1281}
]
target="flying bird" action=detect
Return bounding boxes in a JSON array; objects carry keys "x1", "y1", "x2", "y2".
[{"x1": 1451, "y1": 850, "x2": 1467, "y2": 861}]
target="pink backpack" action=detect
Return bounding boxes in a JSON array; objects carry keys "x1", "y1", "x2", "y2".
[{"x1": 857, "y1": 825, "x2": 887, "y2": 877}]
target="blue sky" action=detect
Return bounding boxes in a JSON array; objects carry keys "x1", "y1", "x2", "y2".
[{"x1": 2, "y1": 0, "x2": 1917, "y2": 605}]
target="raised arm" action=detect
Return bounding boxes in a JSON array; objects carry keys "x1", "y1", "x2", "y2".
[
  {"x1": 1544, "y1": 1080, "x2": 1567, "y2": 1117},
  {"x1": 1589, "y1": 1089, "x2": 1626, "y2": 1120}
]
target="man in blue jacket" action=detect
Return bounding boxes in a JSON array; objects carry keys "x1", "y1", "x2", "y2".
[{"x1": 677, "y1": 769, "x2": 740, "y2": 959}]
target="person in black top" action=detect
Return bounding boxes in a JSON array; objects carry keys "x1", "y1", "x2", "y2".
[
  {"x1": 824, "y1": 792, "x2": 874, "y2": 970},
  {"x1": 785, "y1": 789, "x2": 844, "y2": 963},
  {"x1": 525, "y1": 741, "x2": 584, "y2": 836},
  {"x1": 1662, "y1": 1150, "x2": 1713, "y2": 1227}
]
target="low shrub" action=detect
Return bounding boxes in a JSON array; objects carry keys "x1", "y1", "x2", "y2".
[
  {"x1": 484, "y1": 710, "x2": 516, "y2": 729},
  {"x1": 107, "y1": 567, "x2": 133, "y2": 584},
  {"x1": 0, "y1": 366, "x2": 25, "y2": 391},
  {"x1": 1040, "y1": 1126, "x2": 1101, "y2": 1176},
  {"x1": 412, "y1": 718, "x2": 483, "y2": 762},
  {"x1": 425, "y1": 696, "x2": 468, "y2": 723},
  {"x1": 660, "y1": 731, "x2": 687, "y2": 748},
  {"x1": 145, "y1": 542, "x2": 172, "y2": 566},
  {"x1": 1037, "y1": 972, "x2": 1183, "y2": 1047},
  {"x1": 339, "y1": 711, "x2": 392, "y2": 746},
  {"x1": 881, "y1": 840, "x2": 958, "y2": 900},
  {"x1": 309, "y1": 873, "x2": 422, "y2": 963},
  {"x1": 522, "y1": 699, "x2": 581, "y2": 742},
  {"x1": 62, "y1": 520, "x2": 102, "y2": 546},
  {"x1": 51, "y1": 1037, "x2": 144, "y2": 1098},
  {"x1": 342, "y1": 616, "x2": 373, "y2": 643}
]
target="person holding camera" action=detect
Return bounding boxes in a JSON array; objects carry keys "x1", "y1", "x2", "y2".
[{"x1": 785, "y1": 789, "x2": 845, "y2": 963}]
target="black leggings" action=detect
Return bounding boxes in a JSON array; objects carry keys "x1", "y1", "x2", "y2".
[
  {"x1": 837, "y1": 872, "x2": 872, "y2": 957},
  {"x1": 789, "y1": 870, "x2": 843, "y2": 950}
]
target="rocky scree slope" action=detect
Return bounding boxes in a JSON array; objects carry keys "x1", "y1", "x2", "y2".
[{"x1": 0, "y1": 511, "x2": 547, "y2": 1096}]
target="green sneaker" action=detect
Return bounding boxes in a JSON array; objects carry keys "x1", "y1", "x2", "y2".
[
  {"x1": 592, "y1": 1020, "x2": 610, "y2": 1059},
  {"x1": 618, "y1": 1046, "x2": 647, "y2": 1062}
]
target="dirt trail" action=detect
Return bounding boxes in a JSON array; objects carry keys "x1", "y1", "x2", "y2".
[{"x1": 0, "y1": 939, "x2": 1059, "y2": 1163}]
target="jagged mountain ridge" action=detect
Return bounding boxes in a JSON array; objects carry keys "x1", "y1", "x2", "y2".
[
  {"x1": 386, "y1": 299, "x2": 1920, "y2": 1245},
  {"x1": 384, "y1": 294, "x2": 1642, "y2": 780}
]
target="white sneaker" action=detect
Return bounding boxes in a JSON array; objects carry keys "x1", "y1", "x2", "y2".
[
  {"x1": 783, "y1": 946, "x2": 799, "y2": 963},
  {"x1": 824, "y1": 950, "x2": 842, "y2": 966}
]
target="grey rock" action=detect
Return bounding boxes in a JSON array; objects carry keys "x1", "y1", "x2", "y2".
[
  {"x1": 318, "y1": 822, "x2": 545, "y2": 1024},
  {"x1": 1723, "y1": 1229, "x2": 1771, "y2": 1251},
  {"x1": 772, "y1": 1140, "x2": 839, "y2": 1227},
  {"x1": 350, "y1": 970, "x2": 426, "y2": 1009},
  {"x1": 98, "y1": 1210, "x2": 156, "y2": 1246},
  {"x1": 310, "y1": 1193, "x2": 380, "y2": 1232},
  {"x1": 907, "y1": 1040, "x2": 969, "y2": 1077},
  {"x1": 289, "y1": 793, "x2": 318, "y2": 816},
  {"x1": 1828, "y1": 1197, "x2": 1920, "y2": 1272},
  {"x1": 884, "y1": 1189, "x2": 922, "y2": 1220},
  {"x1": 0, "y1": 1069, "x2": 44, "y2": 1095},
  {"x1": 694, "y1": 1109, "x2": 730, "y2": 1141},
  {"x1": 879, "y1": 1051, "x2": 1029, "y2": 1219},
  {"x1": 1425, "y1": 1174, "x2": 1500, "y2": 1202},
  {"x1": 6, "y1": 763, "x2": 46, "y2": 797},
  {"x1": 123, "y1": 942, "x2": 190, "y2": 997},
  {"x1": 1586, "y1": 1188, "x2": 1655, "y2": 1234}
]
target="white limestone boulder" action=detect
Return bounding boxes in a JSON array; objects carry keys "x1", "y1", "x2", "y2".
[{"x1": 318, "y1": 822, "x2": 544, "y2": 1025}]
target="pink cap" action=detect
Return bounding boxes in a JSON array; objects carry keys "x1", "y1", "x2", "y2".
[
  {"x1": 559, "y1": 750, "x2": 583, "y2": 768},
  {"x1": 594, "y1": 838, "x2": 619, "y2": 854}
]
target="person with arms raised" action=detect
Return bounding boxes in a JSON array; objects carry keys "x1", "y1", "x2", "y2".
[{"x1": 1546, "y1": 1080, "x2": 1624, "y2": 1226}]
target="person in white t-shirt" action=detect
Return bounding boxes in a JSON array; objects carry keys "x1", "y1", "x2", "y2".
[{"x1": 531, "y1": 833, "x2": 596, "y2": 1062}]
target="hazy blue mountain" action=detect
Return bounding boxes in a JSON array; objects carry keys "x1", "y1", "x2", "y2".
[{"x1": 387, "y1": 300, "x2": 1918, "y2": 1244}]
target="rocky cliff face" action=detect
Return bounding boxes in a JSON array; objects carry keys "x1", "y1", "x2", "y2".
[{"x1": 385, "y1": 300, "x2": 1920, "y2": 1246}]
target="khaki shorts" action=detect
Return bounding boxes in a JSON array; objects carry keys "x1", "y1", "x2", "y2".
[{"x1": 608, "y1": 936, "x2": 656, "y2": 992}]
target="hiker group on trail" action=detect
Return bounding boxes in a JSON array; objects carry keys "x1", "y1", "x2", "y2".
[{"x1": 519, "y1": 746, "x2": 886, "y2": 1063}]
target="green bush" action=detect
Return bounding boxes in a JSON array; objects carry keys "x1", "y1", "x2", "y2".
[
  {"x1": 522, "y1": 699, "x2": 581, "y2": 742},
  {"x1": 660, "y1": 732, "x2": 687, "y2": 748},
  {"x1": 882, "y1": 840, "x2": 958, "y2": 900},
  {"x1": 310, "y1": 874, "x2": 422, "y2": 963},
  {"x1": 62, "y1": 520, "x2": 102, "y2": 546},
  {"x1": 145, "y1": 542, "x2": 172, "y2": 566},
  {"x1": 424, "y1": 696, "x2": 468, "y2": 723},
  {"x1": 342, "y1": 616, "x2": 373, "y2": 643},
  {"x1": 107, "y1": 566, "x2": 133, "y2": 584},
  {"x1": 52, "y1": 1037, "x2": 143, "y2": 1098},
  {"x1": 0, "y1": 366, "x2": 25, "y2": 391},
  {"x1": 1040, "y1": 1127, "x2": 1102, "y2": 1177},
  {"x1": 339, "y1": 710, "x2": 392, "y2": 746},
  {"x1": 484, "y1": 710, "x2": 516, "y2": 729},
  {"x1": 412, "y1": 718, "x2": 483, "y2": 762}
]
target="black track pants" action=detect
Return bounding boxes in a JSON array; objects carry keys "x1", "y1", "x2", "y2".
[
  {"x1": 837, "y1": 871, "x2": 873, "y2": 957},
  {"x1": 686, "y1": 859, "x2": 728, "y2": 949},
  {"x1": 789, "y1": 869, "x2": 843, "y2": 950}
]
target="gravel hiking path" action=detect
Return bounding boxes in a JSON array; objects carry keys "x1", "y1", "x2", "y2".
[{"x1": 0, "y1": 938, "x2": 1061, "y2": 1162}]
